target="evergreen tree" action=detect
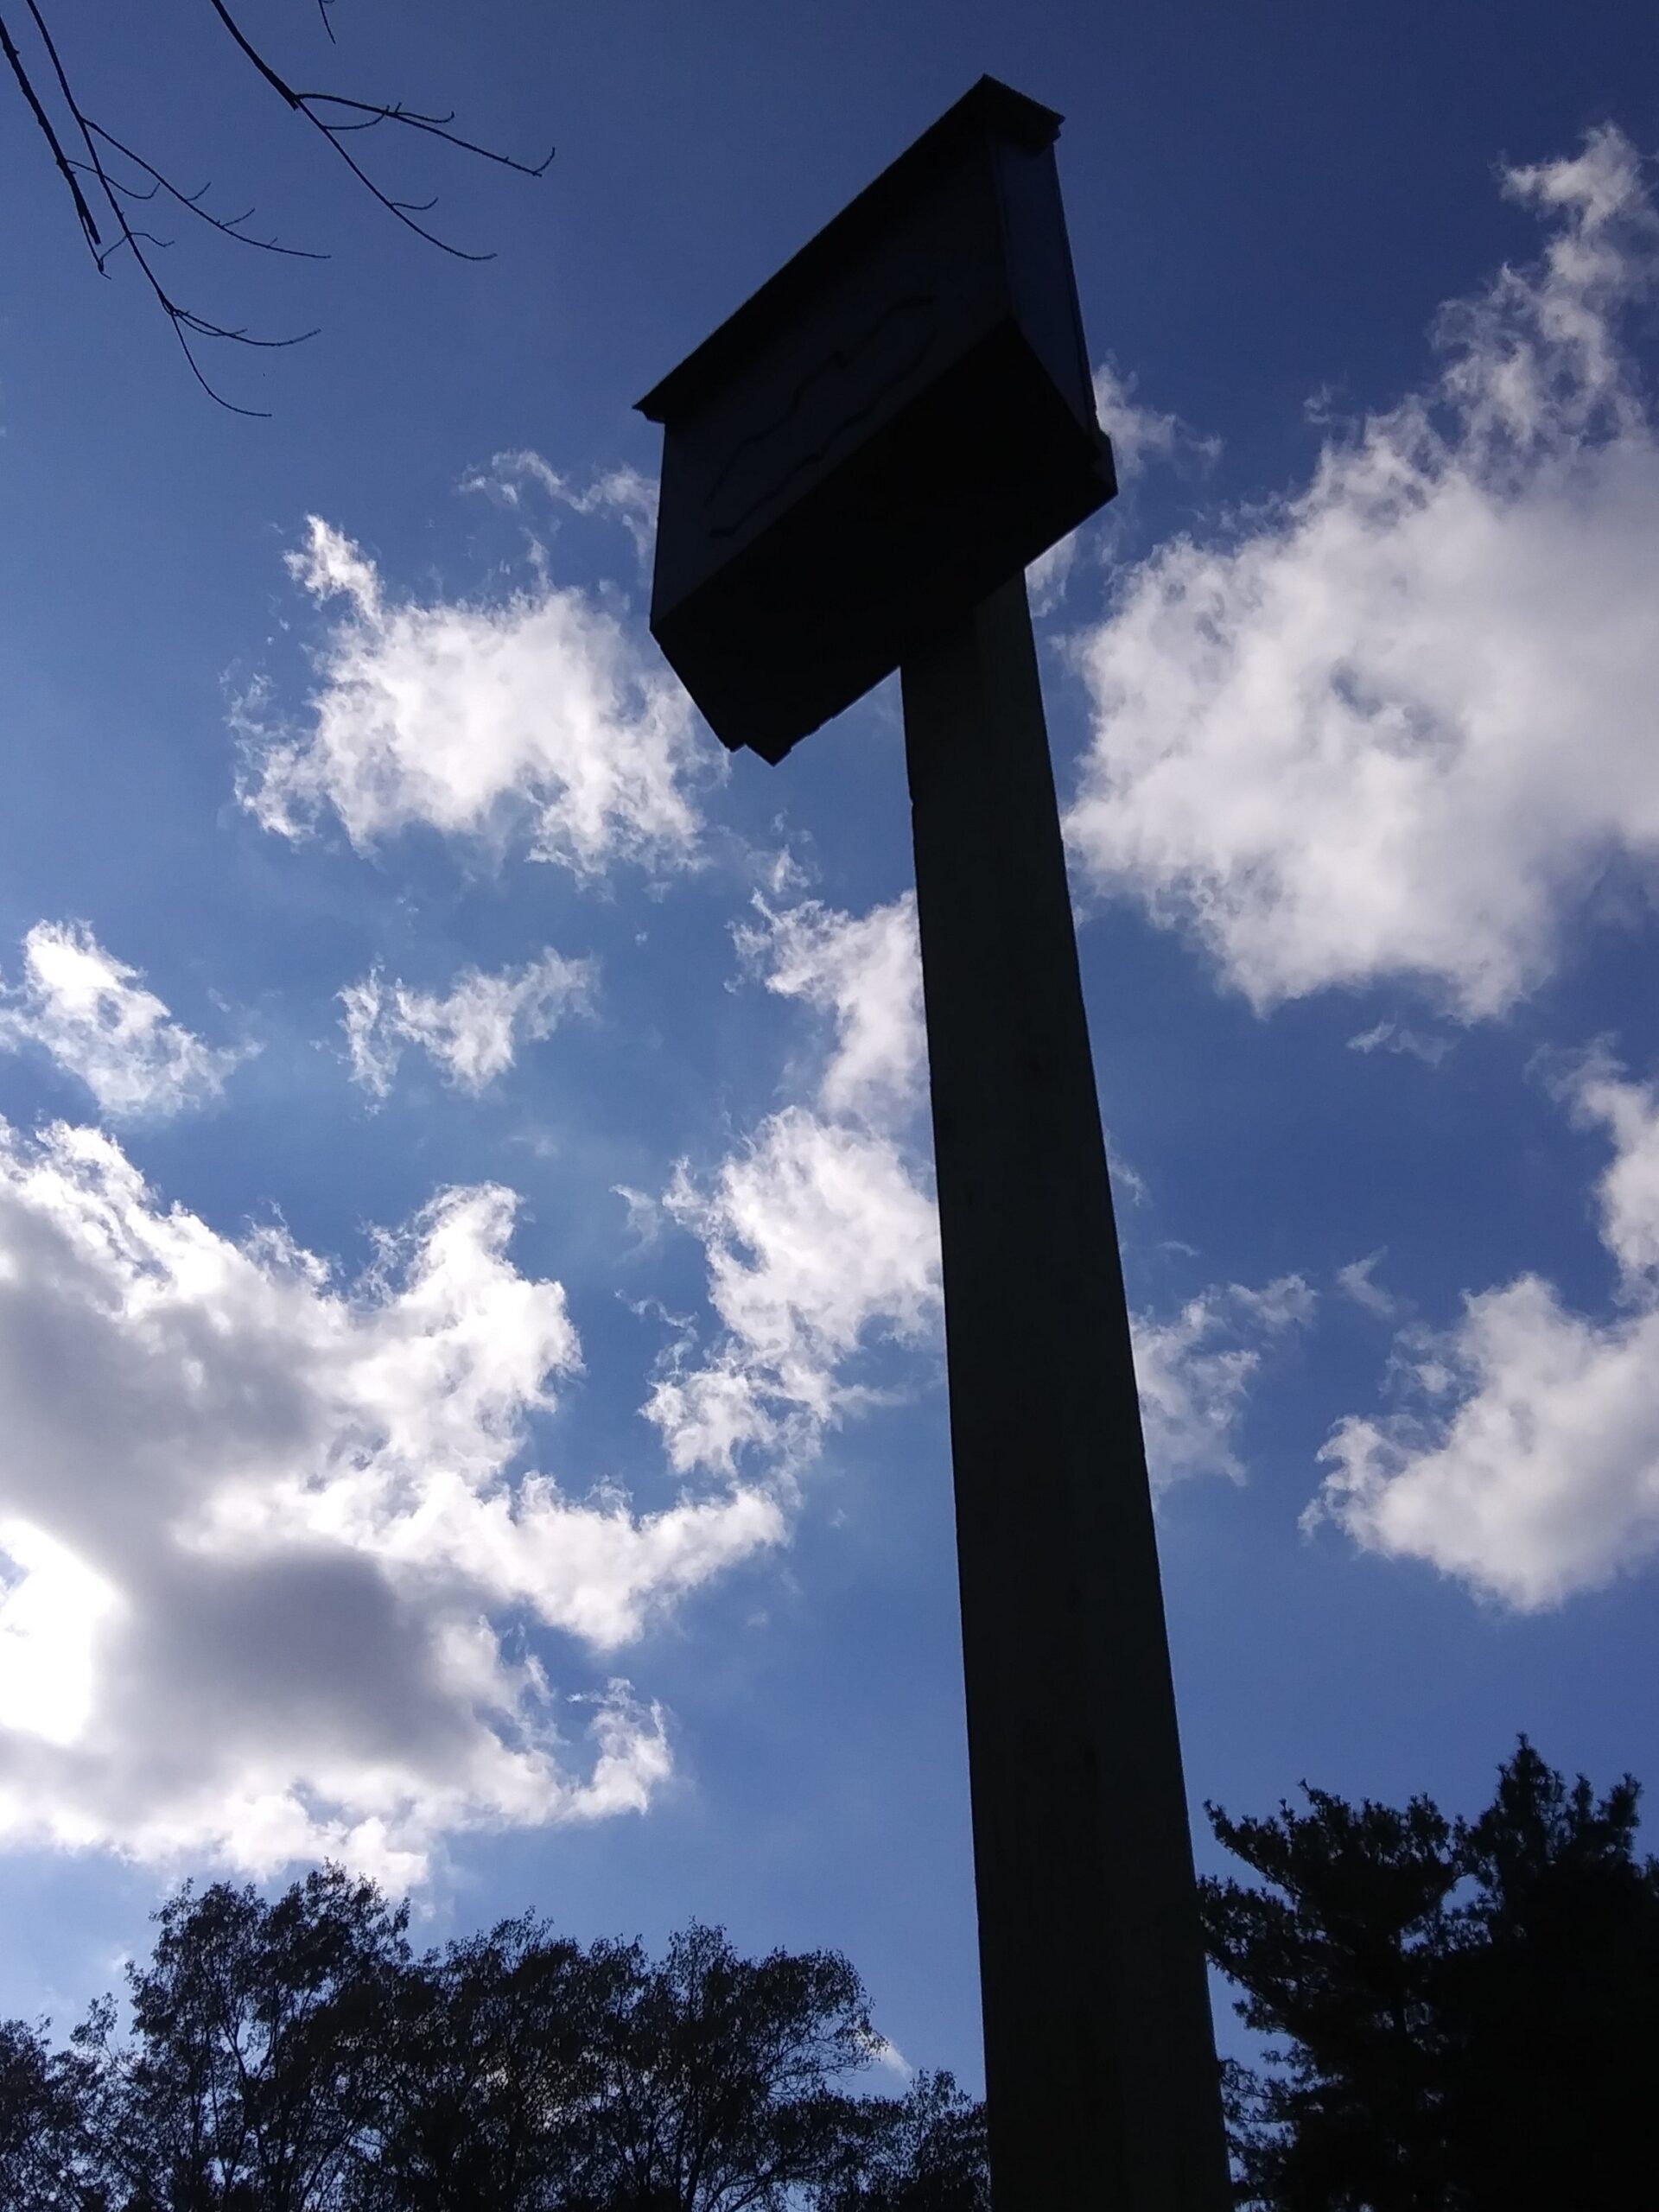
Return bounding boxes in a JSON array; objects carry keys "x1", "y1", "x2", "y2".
[
  {"x1": 1202, "y1": 1738, "x2": 1659, "y2": 2211},
  {"x1": 1439, "y1": 1741, "x2": 1659, "y2": 2209}
]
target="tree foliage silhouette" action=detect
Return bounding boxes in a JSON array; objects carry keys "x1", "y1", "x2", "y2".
[
  {"x1": 103, "y1": 1866, "x2": 414, "y2": 2209},
  {"x1": 0, "y1": 1, "x2": 550, "y2": 410},
  {"x1": 0, "y1": 1872, "x2": 987, "y2": 2209},
  {"x1": 1201, "y1": 1738, "x2": 1659, "y2": 2210}
]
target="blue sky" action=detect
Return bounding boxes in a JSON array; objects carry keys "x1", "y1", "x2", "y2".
[{"x1": 2, "y1": 0, "x2": 1657, "y2": 2088}]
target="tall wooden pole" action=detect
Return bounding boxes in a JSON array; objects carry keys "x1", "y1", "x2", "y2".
[{"x1": 902, "y1": 575, "x2": 1230, "y2": 2209}]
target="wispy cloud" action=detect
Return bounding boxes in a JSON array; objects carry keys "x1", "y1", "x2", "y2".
[
  {"x1": 1092, "y1": 359, "x2": 1221, "y2": 482},
  {"x1": 735, "y1": 892, "x2": 925, "y2": 1123},
  {"x1": 340, "y1": 950, "x2": 595, "y2": 1099},
  {"x1": 647, "y1": 1108, "x2": 943, "y2": 1478},
  {"x1": 462, "y1": 448, "x2": 658, "y2": 565},
  {"x1": 1133, "y1": 1276, "x2": 1315, "y2": 1485},
  {"x1": 1347, "y1": 1020, "x2": 1455, "y2": 1066},
  {"x1": 658, "y1": 893, "x2": 1302, "y2": 1490},
  {"x1": 1066, "y1": 126, "x2": 1659, "y2": 1018},
  {"x1": 1337, "y1": 1250, "x2": 1401, "y2": 1319},
  {"x1": 649, "y1": 896, "x2": 939, "y2": 1478},
  {"x1": 0, "y1": 921, "x2": 249, "y2": 1120}
]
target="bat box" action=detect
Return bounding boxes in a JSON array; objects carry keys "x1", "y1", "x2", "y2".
[{"x1": 636, "y1": 76, "x2": 1116, "y2": 763}]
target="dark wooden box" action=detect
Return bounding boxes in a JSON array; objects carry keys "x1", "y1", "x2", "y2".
[{"x1": 637, "y1": 77, "x2": 1116, "y2": 763}]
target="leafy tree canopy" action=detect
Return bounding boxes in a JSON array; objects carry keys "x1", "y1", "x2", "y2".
[{"x1": 0, "y1": 1870, "x2": 985, "y2": 2211}]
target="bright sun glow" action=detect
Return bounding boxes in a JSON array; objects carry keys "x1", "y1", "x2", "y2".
[{"x1": 0, "y1": 1521, "x2": 118, "y2": 1746}]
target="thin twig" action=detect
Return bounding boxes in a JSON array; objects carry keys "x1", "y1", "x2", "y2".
[
  {"x1": 3, "y1": 0, "x2": 552, "y2": 409},
  {"x1": 87, "y1": 122, "x2": 327, "y2": 258},
  {"x1": 297, "y1": 92, "x2": 556, "y2": 180},
  {"x1": 205, "y1": 0, "x2": 550, "y2": 259},
  {"x1": 20, "y1": 0, "x2": 311, "y2": 410}
]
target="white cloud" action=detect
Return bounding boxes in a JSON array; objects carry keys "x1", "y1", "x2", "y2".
[
  {"x1": 1066, "y1": 126, "x2": 1659, "y2": 1018},
  {"x1": 652, "y1": 897, "x2": 940, "y2": 1477},
  {"x1": 612, "y1": 1183, "x2": 664, "y2": 1249},
  {"x1": 1133, "y1": 1276, "x2": 1314, "y2": 1485},
  {"x1": 239, "y1": 518, "x2": 703, "y2": 874},
  {"x1": 0, "y1": 1521, "x2": 118, "y2": 1748},
  {"x1": 0, "y1": 922, "x2": 247, "y2": 1120},
  {"x1": 340, "y1": 950, "x2": 595, "y2": 1098},
  {"x1": 868, "y1": 2034, "x2": 914, "y2": 2084},
  {"x1": 735, "y1": 893, "x2": 925, "y2": 1122},
  {"x1": 663, "y1": 893, "x2": 1298, "y2": 1489},
  {"x1": 462, "y1": 449, "x2": 658, "y2": 565},
  {"x1": 1025, "y1": 532, "x2": 1080, "y2": 617},
  {"x1": 1337, "y1": 1250, "x2": 1400, "y2": 1319},
  {"x1": 1568, "y1": 1053, "x2": 1659, "y2": 1286},
  {"x1": 1093, "y1": 359, "x2": 1221, "y2": 482},
  {"x1": 1310, "y1": 1060, "x2": 1659, "y2": 1606},
  {"x1": 647, "y1": 1109, "x2": 942, "y2": 1476},
  {"x1": 1347, "y1": 1020, "x2": 1454, "y2": 1066},
  {"x1": 0, "y1": 1120, "x2": 782, "y2": 1879}
]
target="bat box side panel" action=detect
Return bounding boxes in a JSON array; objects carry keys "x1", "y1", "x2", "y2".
[{"x1": 993, "y1": 139, "x2": 1098, "y2": 433}]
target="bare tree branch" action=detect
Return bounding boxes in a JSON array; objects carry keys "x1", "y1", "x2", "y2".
[
  {"x1": 1, "y1": 0, "x2": 552, "y2": 409},
  {"x1": 85, "y1": 124, "x2": 327, "y2": 260},
  {"x1": 204, "y1": 0, "x2": 552, "y2": 259},
  {"x1": 0, "y1": 10, "x2": 99, "y2": 250},
  {"x1": 12, "y1": 0, "x2": 315, "y2": 410}
]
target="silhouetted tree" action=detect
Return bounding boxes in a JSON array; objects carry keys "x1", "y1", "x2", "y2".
[
  {"x1": 0, "y1": 2011, "x2": 104, "y2": 2210},
  {"x1": 0, "y1": 1876, "x2": 987, "y2": 2209},
  {"x1": 817, "y1": 2072, "x2": 988, "y2": 2212},
  {"x1": 569, "y1": 1922, "x2": 882, "y2": 2209},
  {"x1": 363, "y1": 1913, "x2": 607, "y2": 2212},
  {"x1": 1202, "y1": 1738, "x2": 1659, "y2": 2211},
  {"x1": 95, "y1": 1865, "x2": 411, "y2": 2209},
  {"x1": 1437, "y1": 1743, "x2": 1659, "y2": 2209},
  {"x1": 0, "y1": 3, "x2": 550, "y2": 408}
]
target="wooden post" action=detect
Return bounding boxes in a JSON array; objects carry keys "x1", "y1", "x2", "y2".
[{"x1": 902, "y1": 575, "x2": 1230, "y2": 2209}]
